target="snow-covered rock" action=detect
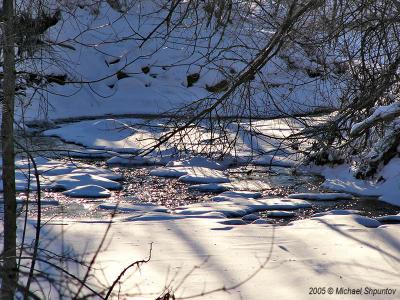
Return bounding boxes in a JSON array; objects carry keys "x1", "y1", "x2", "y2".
[
  {"x1": 288, "y1": 192, "x2": 353, "y2": 201},
  {"x1": 213, "y1": 190, "x2": 263, "y2": 200},
  {"x1": 63, "y1": 185, "x2": 111, "y2": 198},
  {"x1": 99, "y1": 202, "x2": 168, "y2": 213},
  {"x1": 350, "y1": 102, "x2": 400, "y2": 136},
  {"x1": 267, "y1": 211, "x2": 296, "y2": 218},
  {"x1": 312, "y1": 209, "x2": 361, "y2": 217},
  {"x1": 179, "y1": 172, "x2": 230, "y2": 184},
  {"x1": 150, "y1": 167, "x2": 190, "y2": 178},
  {"x1": 251, "y1": 218, "x2": 271, "y2": 224},
  {"x1": 318, "y1": 159, "x2": 400, "y2": 206},
  {"x1": 242, "y1": 214, "x2": 260, "y2": 221},
  {"x1": 50, "y1": 173, "x2": 121, "y2": 191},
  {"x1": 166, "y1": 157, "x2": 228, "y2": 170},
  {"x1": 107, "y1": 155, "x2": 160, "y2": 166},
  {"x1": 189, "y1": 180, "x2": 271, "y2": 192},
  {"x1": 151, "y1": 166, "x2": 230, "y2": 184},
  {"x1": 219, "y1": 219, "x2": 247, "y2": 225}
]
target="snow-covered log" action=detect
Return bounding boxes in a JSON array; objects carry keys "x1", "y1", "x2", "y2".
[{"x1": 350, "y1": 102, "x2": 400, "y2": 136}]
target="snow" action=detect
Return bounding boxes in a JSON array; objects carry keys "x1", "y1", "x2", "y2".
[
  {"x1": 166, "y1": 157, "x2": 229, "y2": 170},
  {"x1": 350, "y1": 102, "x2": 400, "y2": 136},
  {"x1": 213, "y1": 190, "x2": 263, "y2": 200},
  {"x1": 172, "y1": 196, "x2": 311, "y2": 219},
  {"x1": 41, "y1": 116, "x2": 312, "y2": 166},
  {"x1": 311, "y1": 214, "x2": 381, "y2": 228},
  {"x1": 179, "y1": 171, "x2": 230, "y2": 184},
  {"x1": 315, "y1": 158, "x2": 400, "y2": 206},
  {"x1": 49, "y1": 173, "x2": 121, "y2": 191},
  {"x1": 189, "y1": 180, "x2": 271, "y2": 192},
  {"x1": 267, "y1": 211, "x2": 296, "y2": 218},
  {"x1": 25, "y1": 214, "x2": 400, "y2": 299},
  {"x1": 0, "y1": 157, "x2": 122, "y2": 193},
  {"x1": 99, "y1": 203, "x2": 168, "y2": 213},
  {"x1": 242, "y1": 214, "x2": 260, "y2": 221},
  {"x1": 19, "y1": 1, "x2": 340, "y2": 124},
  {"x1": 43, "y1": 118, "x2": 169, "y2": 154},
  {"x1": 149, "y1": 167, "x2": 190, "y2": 178},
  {"x1": 63, "y1": 185, "x2": 111, "y2": 198},
  {"x1": 288, "y1": 192, "x2": 354, "y2": 201},
  {"x1": 0, "y1": 157, "x2": 117, "y2": 192},
  {"x1": 251, "y1": 218, "x2": 271, "y2": 224},
  {"x1": 2, "y1": 2, "x2": 399, "y2": 297},
  {"x1": 253, "y1": 155, "x2": 297, "y2": 167},
  {"x1": 70, "y1": 166, "x2": 123, "y2": 181},
  {"x1": 175, "y1": 203, "x2": 249, "y2": 218},
  {"x1": 219, "y1": 219, "x2": 247, "y2": 225},
  {"x1": 0, "y1": 198, "x2": 60, "y2": 206},
  {"x1": 106, "y1": 155, "x2": 160, "y2": 166},
  {"x1": 312, "y1": 209, "x2": 361, "y2": 217},
  {"x1": 57, "y1": 149, "x2": 118, "y2": 159},
  {"x1": 151, "y1": 166, "x2": 230, "y2": 184}
]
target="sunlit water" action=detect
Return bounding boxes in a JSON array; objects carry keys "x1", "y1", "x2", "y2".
[
  {"x1": 13, "y1": 163, "x2": 399, "y2": 225},
  {"x1": 2, "y1": 124, "x2": 400, "y2": 225}
]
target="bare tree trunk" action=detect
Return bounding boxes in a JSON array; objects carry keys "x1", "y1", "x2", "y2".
[{"x1": 1, "y1": 0, "x2": 17, "y2": 298}]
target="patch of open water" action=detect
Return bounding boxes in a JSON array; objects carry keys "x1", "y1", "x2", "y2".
[
  {"x1": 19, "y1": 163, "x2": 400, "y2": 225},
  {"x1": 6, "y1": 125, "x2": 400, "y2": 225}
]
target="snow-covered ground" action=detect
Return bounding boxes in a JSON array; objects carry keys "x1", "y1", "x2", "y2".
[
  {"x1": 3, "y1": 147, "x2": 399, "y2": 299},
  {"x1": 310, "y1": 158, "x2": 400, "y2": 207},
  {"x1": 41, "y1": 117, "x2": 309, "y2": 166},
  {"x1": 18, "y1": 0, "x2": 341, "y2": 123},
  {"x1": 25, "y1": 211, "x2": 400, "y2": 299}
]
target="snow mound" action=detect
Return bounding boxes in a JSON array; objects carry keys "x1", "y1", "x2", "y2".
[
  {"x1": 288, "y1": 192, "x2": 353, "y2": 201},
  {"x1": 44, "y1": 119, "x2": 163, "y2": 154},
  {"x1": 213, "y1": 190, "x2": 262, "y2": 201},
  {"x1": 175, "y1": 204, "x2": 249, "y2": 218},
  {"x1": 99, "y1": 203, "x2": 168, "y2": 213},
  {"x1": 151, "y1": 166, "x2": 229, "y2": 184},
  {"x1": 179, "y1": 170, "x2": 230, "y2": 184},
  {"x1": 174, "y1": 197, "x2": 310, "y2": 219},
  {"x1": 50, "y1": 173, "x2": 121, "y2": 191},
  {"x1": 166, "y1": 156, "x2": 229, "y2": 170},
  {"x1": 3, "y1": 157, "x2": 122, "y2": 195},
  {"x1": 267, "y1": 211, "x2": 296, "y2": 218},
  {"x1": 58, "y1": 149, "x2": 118, "y2": 159},
  {"x1": 251, "y1": 219, "x2": 271, "y2": 224},
  {"x1": 257, "y1": 198, "x2": 311, "y2": 210},
  {"x1": 150, "y1": 167, "x2": 190, "y2": 178},
  {"x1": 319, "y1": 160, "x2": 400, "y2": 206},
  {"x1": 9, "y1": 198, "x2": 59, "y2": 206},
  {"x1": 63, "y1": 185, "x2": 111, "y2": 198},
  {"x1": 219, "y1": 219, "x2": 247, "y2": 225},
  {"x1": 242, "y1": 214, "x2": 260, "y2": 221},
  {"x1": 253, "y1": 155, "x2": 297, "y2": 167},
  {"x1": 312, "y1": 209, "x2": 361, "y2": 217},
  {"x1": 189, "y1": 180, "x2": 271, "y2": 192},
  {"x1": 70, "y1": 167, "x2": 123, "y2": 181},
  {"x1": 107, "y1": 155, "x2": 160, "y2": 166},
  {"x1": 350, "y1": 102, "x2": 400, "y2": 136},
  {"x1": 313, "y1": 213, "x2": 381, "y2": 228}
]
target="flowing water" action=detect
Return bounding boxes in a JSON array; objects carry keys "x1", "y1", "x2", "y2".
[{"x1": 5, "y1": 123, "x2": 400, "y2": 224}]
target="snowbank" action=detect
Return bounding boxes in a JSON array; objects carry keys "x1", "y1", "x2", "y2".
[
  {"x1": 27, "y1": 212, "x2": 400, "y2": 299},
  {"x1": 315, "y1": 158, "x2": 400, "y2": 206}
]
